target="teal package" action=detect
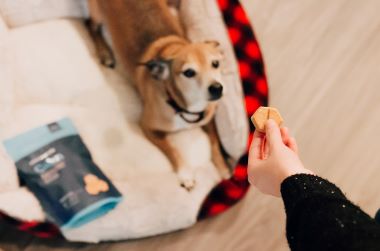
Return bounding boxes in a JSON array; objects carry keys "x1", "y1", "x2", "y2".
[{"x1": 3, "y1": 118, "x2": 122, "y2": 230}]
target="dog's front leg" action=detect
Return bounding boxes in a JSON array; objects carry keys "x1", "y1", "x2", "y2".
[
  {"x1": 142, "y1": 128, "x2": 196, "y2": 191},
  {"x1": 203, "y1": 119, "x2": 233, "y2": 180},
  {"x1": 87, "y1": 0, "x2": 116, "y2": 68}
]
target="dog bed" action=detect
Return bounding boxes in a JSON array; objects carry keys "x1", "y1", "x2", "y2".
[{"x1": 0, "y1": 0, "x2": 268, "y2": 242}]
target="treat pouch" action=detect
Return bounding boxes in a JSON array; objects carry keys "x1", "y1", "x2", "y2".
[{"x1": 3, "y1": 118, "x2": 122, "y2": 230}]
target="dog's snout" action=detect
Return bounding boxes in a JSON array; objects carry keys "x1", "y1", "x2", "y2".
[{"x1": 208, "y1": 82, "x2": 223, "y2": 101}]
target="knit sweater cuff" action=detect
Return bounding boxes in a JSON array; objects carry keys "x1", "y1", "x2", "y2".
[{"x1": 280, "y1": 174, "x2": 346, "y2": 214}]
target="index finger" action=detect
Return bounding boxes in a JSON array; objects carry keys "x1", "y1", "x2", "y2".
[{"x1": 249, "y1": 130, "x2": 266, "y2": 160}]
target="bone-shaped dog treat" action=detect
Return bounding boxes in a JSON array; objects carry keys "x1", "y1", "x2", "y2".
[{"x1": 251, "y1": 106, "x2": 283, "y2": 133}]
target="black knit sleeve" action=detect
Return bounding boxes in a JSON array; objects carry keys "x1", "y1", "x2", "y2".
[{"x1": 280, "y1": 174, "x2": 380, "y2": 251}]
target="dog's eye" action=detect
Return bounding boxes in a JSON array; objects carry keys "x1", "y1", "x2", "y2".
[
  {"x1": 183, "y1": 69, "x2": 196, "y2": 78},
  {"x1": 212, "y1": 60, "x2": 220, "y2": 69}
]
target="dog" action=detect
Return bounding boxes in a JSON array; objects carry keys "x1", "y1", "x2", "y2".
[{"x1": 87, "y1": 0, "x2": 232, "y2": 190}]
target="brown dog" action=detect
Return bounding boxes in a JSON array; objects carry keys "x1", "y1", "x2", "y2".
[{"x1": 88, "y1": 0, "x2": 232, "y2": 190}]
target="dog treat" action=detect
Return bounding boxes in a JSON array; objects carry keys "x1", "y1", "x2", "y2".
[{"x1": 251, "y1": 106, "x2": 283, "y2": 133}]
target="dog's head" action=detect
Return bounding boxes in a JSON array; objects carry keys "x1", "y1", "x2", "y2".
[{"x1": 143, "y1": 40, "x2": 224, "y2": 112}]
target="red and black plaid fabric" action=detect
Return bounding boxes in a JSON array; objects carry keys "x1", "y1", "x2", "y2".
[
  {"x1": 0, "y1": 210, "x2": 60, "y2": 238},
  {"x1": 198, "y1": 0, "x2": 268, "y2": 219},
  {"x1": 0, "y1": 0, "x2": 268, "y2": 238}
]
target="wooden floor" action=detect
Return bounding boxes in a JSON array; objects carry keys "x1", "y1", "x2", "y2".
[{"x1": 2, "y1": 0, "x2": 380, "y2": 250}]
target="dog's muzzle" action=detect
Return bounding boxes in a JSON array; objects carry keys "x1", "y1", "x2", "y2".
[{"x1": 166, "y1": 91, "x2": 205, "y2": 124}]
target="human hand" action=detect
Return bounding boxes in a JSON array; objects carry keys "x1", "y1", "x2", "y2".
[{"x1": 248, "y1": 119, "x2": 314, "y2": 197}]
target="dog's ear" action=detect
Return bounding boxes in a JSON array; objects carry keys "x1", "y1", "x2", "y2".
[
  {"x1": 140, "y1": 59, "x2": 171, "y2": 80},
  {"x1": 204, "y1": 40, "x2": 220, "y2": 48}
]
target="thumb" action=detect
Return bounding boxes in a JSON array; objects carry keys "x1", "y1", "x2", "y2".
[{"x1": 265, "y1": 119, "x2": 282, "y2": 150}]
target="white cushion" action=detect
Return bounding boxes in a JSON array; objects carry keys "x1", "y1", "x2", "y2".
[
  {"x1": 0, "y1": 14, "x2": 19, "y2": 192},
  {"x1": 0, "y1": 0, "x2": 88, "y2": 27}
]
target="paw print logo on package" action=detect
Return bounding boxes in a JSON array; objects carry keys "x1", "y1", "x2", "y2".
[{"x1": 84, "y1": 174, "x2": 109, "y2": 195}]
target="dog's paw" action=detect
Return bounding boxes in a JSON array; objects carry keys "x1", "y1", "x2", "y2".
[
  {"x1": 178, "y1": 169, "x2": 196, "y2": 191},
  {"x1": 218, "y1": 167, "x2": 233, "y2": 180},
  {"x1": 100, "y1": 53, "x2": 116, "y2": 69},
  {"x1": 180, "y1": 179, "x2": 196, "y2": 191}
]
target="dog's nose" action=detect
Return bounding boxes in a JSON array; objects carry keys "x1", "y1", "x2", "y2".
[{"x1": 208, "y1": 82, "x2": 223, "y2": 101}]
